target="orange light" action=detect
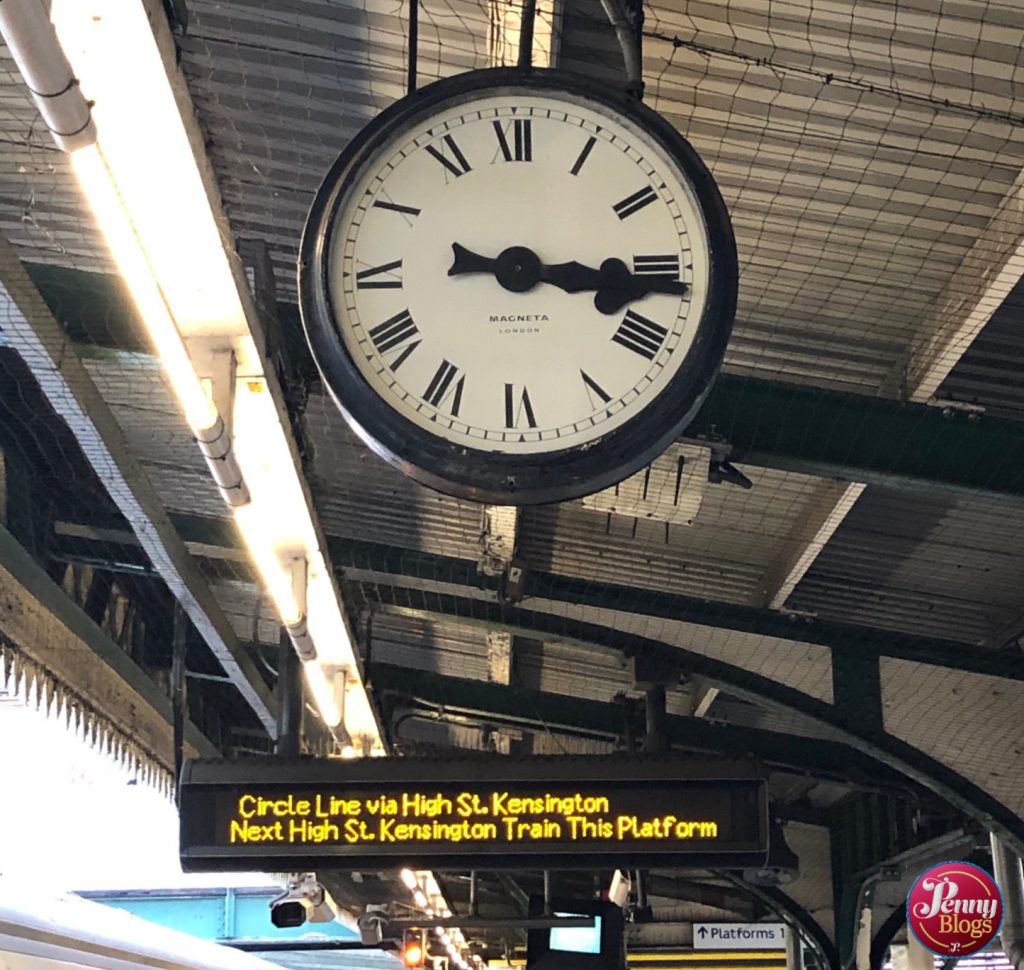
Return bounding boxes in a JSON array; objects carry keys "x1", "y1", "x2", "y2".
[{"x1": 403, "y1": 943, "x2": 425, "y2": 967}]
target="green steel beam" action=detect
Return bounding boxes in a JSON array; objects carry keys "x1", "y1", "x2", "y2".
[
  {"x1": 48, "y1": 519, "x2": 1019, "y2": 682},
  {"x1": 24, "y1": 262, "x2": 1024, "y2": 503},
  {"x1": 45, "y1": 517, "x2": 1023, "y2": 691},
  {"x1": 0, "y1": 522, "x2": 218, "y2": 763},
  {"x1": 690, "y1": 374, "x2": 1024, "y2": 503},
  {"x1": 358, "y1": 583, "x2": 1024, "y2": 851},
  {"x1": 329, "y1": 536, "x2": 1020, "y2": 682},
  {"x1": 370, "y1": 663, "x2": 920, "y2": 793},
  {"x1": 43, "y1": 510, "x2": 999, "y2": 678}
]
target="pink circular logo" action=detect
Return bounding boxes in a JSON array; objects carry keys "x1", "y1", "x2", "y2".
[{"x1": 907, "y1": 861, "x2": 1003, "y2": 958}]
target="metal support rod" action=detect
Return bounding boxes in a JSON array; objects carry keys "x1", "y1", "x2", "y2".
[
  {"x1": 518, "y1": 0, "x2": 537, "y2": 68},
  {"x1": 643, "y1": 685, "x2": 667, "y2": 753},
  {"x1": 276, "y1": 627, "x2": 303, "y2": 758},
  {"x1": 543, "y1": 870, "x2": 552, "y2": 916},
  {"x1": 407, "y1": 0, "x2": 418, "y2": 95},
  {"x1": 635, "y1": 869, "x2": 648, "y2": 911},
  {"x1": 171, "y1": 603, "x2": 187, "y2": 800},
  {"x1": 598, "y1": 0, "x2": 643, "y2": 97},
  {"x1": 991, "y1": 833, "x2": 1024, "y2": 970},
  {"x1": 469, "y1": 871, "x2": 478, "y2": 918},
  {"x1": 786, "y1": 921, "x2": 801, "y2": 970},
  {"x1": 185, "y1": 670, "x2": 234, "y2": 683}
]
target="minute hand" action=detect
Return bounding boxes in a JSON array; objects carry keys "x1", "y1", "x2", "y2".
[{"x1": 543, "y1": 257, "x2": 688, "y2": 315}]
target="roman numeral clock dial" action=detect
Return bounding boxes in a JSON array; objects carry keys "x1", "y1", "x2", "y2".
[{"x1": 299, "y1": 70, "x2": 737, "y2": 504}]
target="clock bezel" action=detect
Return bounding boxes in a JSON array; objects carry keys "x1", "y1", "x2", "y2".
[{"x1": 299, "y1": 67, "x2": 737, "y2": 505}]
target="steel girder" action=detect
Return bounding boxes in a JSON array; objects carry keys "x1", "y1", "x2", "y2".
[
  {"x1": 353, "y1": 582, "x2": 1024, "y2": 852},
  {"x1": 24, "y1": 262, "x2": 1024, "y2": 504}
]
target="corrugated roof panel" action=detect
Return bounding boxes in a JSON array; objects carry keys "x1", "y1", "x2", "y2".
[
  {"x1": 678, "y1": 694, "x2": 846, "y2": 744},
  {"x1": 211, "y1": 578, "x2": 283, "y2": 645},
  {"x1": 515, "y1": 637, "x2": 632, "y2": 702},
  {"x1": 520, "y1": 467, "x2": 852, "y2": 606},
  {"x1": 789, "y1": 486, "x2": 1024, "y2": 643},
  {"x1": 179, "y1": 0, "x2": 492, "y2": 289},
  {"x1": 304, "y1": 394, "x2": 485, "y2": 560},
  {"x1": 2, "y1": 0, "x2": 1022, "y2": 400},
  {"x1": 941, "y1": 275, "x2": 1024, "y2": 418},
  {"x1": 560, "y1": 0, "x2": 1024, "y2": 391},
  {"x1": 370, "y1": 613, "x2": 492, "y2": 680}
]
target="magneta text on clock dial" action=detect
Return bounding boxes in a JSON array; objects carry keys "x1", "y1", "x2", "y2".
[{"x1": 326, "y1": 93, "x2": 710, "y2": 455}]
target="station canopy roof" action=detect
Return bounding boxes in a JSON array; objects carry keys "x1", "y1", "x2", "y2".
[{"x1": 0, "y1": 1, "x2": 1022, "y2": 967}]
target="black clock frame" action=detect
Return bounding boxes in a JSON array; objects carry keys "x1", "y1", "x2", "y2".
[{"x1": 299, "y1": 67, "x2": 737, "y2": 505}]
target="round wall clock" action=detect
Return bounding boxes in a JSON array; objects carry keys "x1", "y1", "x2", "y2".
[{"x1": 299, "y1": 68, "x2": 737, "y2": 505}]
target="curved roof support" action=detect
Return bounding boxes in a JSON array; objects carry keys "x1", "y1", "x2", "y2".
[
  {"x1": 721, "y1": 876, "x2": 839, "y2": 970},
  {"x1": 362, "y1": 585, "x2": 1024, "y2": 851}
]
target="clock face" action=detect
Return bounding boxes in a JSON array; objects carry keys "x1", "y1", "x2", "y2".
[{"x1": 301, "y1": 70, "x2": 736, "y2": 504}]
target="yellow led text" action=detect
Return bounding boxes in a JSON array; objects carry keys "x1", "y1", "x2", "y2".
[{"x1": 224, "y1": 789, "x2": 722, "y2": 848}]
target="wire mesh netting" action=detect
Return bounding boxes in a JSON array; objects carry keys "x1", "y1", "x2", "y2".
[{"x1": 0, "y1": 0, "x2": 1021, "y2": 865}]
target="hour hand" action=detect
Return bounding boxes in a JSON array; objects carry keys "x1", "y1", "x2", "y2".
[
  {"x1": 448, "y1": 243, "x2": 688, "y2": 313},
  {"x1": 448, "y1": 242, "x2": 496, "y2": 276},
  {"x1": 449, "y1": 243, "x2": 544, "y2": 293},
  {"x1": 449, "y1": 244, "x2": 605, "y2": 297}
]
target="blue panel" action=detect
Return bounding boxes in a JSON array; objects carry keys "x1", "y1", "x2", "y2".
[
  {"x1": 88, "y1": 890, "x2": 358, "y2": 944},
  {"x1": 98, "y1": 895, "x2": 225, "y2": 940}
]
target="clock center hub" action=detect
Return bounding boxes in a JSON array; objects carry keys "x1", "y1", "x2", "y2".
[{"x1": 495, "y1": 246, "x2": 541, "y2": 293}]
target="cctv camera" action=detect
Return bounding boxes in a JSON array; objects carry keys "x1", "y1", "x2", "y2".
[
  {"x1": 271, "y1": 900, "x2": 310, "y2": 929},
  {"x1": 269, "y1": 873, "x2": 336, "y2": 928}
]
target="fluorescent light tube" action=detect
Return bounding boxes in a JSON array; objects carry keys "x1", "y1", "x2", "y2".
[
  {"x1": 53, "y1": 0, "x2": 248, "y2": 340},
  {"x1": 303, "y1": 661, "x2": 342, "y2": 727},
  {"x1": 70, "y1": 145, "x2": 218, "y2": 433}
]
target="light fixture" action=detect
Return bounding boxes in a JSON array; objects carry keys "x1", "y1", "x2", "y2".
[
  {"x1": 70, "y1": 144, "x2": 250, "y2": 507},
  {"x1": 0, "y1": 3, "x2": 248, "y2": 503},
  {"x1": 51, "y1": 0, "x2": 250, "y2": 339},
  {"x1": 400, "y1": 871, "x2": 471, "y2": 967},
  {"x1": 68, "y1": 146, "x2": 219, "y2": 432},
  {"x1": 400, "y1": 870, "x2": 419, "y2": 891},
  {"x1": 0, "y1": 0, "x2": 381, "y2": 742},
  {"x1": 303, "y1": 662, "x2": 342, "y2": 727},
  {"x1": 402, "y1": 940, "x2": 425, "y2": 969}
]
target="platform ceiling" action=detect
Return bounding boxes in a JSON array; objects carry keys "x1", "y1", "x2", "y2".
[{"x1": 0, "y1": 1, "x2": 1023, "y2": 967}]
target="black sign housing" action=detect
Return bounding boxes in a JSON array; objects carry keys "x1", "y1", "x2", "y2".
[{"x1": 178, "y1": 755, "x2": 768, "y2": 871}]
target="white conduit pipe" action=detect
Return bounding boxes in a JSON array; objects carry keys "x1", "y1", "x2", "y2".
[
  {"x1": 0, "y1": 0, "x2": 95, "y2": 151},
  {"x1": 194, "y1": 415, "x2": 251, "y2": 507},
  {"x1": 0, "y1": 0, "x2": 252, "y2": 513}
]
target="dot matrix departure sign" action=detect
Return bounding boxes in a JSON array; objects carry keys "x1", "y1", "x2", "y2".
[
  {"x1": 178, "y1": 756, "x2": 768, "y2": 871},
  {"x1": 906, "y1": 861, "x2": 1003, "y2": 958}
]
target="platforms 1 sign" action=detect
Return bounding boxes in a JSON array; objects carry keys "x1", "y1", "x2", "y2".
[
  {"x1": 694, "y1": 923, "x2": 788, "y2": 949},
  {"x1": 178, "y1": 755, "x2": 768, "y2": 871}
]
